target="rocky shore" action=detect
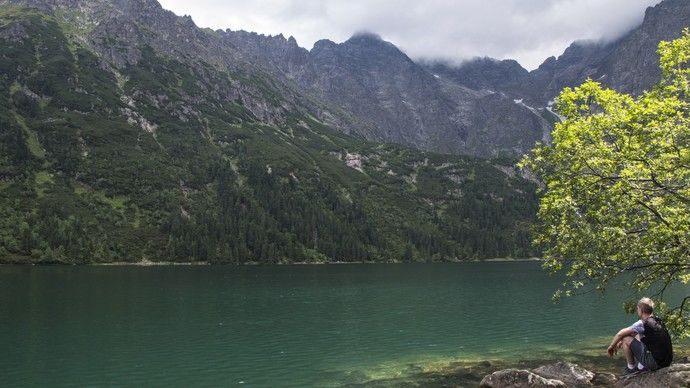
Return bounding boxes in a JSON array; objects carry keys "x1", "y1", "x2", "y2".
[{"x1": 479, "y1": 360, "x2": 690, "y2": 387}]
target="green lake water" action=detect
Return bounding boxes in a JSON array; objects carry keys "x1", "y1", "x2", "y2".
[{"x1": 1, "y1": 262, "x2": 687, "y2": 387}]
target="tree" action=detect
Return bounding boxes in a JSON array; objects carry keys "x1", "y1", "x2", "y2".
[{"x1": 520, "y1": 30, "x2": 690, "y2": 338}]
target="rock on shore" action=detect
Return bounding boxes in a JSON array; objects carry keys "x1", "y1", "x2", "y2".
[{"x1": 479, "y1": 361, "x2": 690, "y2": 387}]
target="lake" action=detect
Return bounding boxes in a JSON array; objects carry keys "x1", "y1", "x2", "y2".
[{"x1": 0, "y1": 262, "x2": 687, "y2": 387}]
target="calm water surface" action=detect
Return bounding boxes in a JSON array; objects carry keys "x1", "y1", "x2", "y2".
[{"x1": 0, "y1": 262, "x2": 686, "y2": 387}]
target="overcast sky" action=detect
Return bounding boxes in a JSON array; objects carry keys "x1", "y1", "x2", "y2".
[{"x1": 157, "y1": 0, "x2": 662, "y2": 70}]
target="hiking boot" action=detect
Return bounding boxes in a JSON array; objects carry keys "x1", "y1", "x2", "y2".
[{"x1": 622, "y1": 366, "x2": 639, "y2": 376}]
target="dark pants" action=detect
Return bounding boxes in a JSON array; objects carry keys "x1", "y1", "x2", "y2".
[{"x1": 631, "y1": 338, "x2": 658, "y2": 370}]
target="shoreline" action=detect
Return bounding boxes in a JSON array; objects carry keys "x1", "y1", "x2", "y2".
[{"x1": 0, "y1": 258, "x2": 545, "y2": 266}]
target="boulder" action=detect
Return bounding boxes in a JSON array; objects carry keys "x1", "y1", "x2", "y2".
[
  {"x1": 591, "y1": 372, "x2": 617, "y2": 386},
  {"x1": 533, "y1": 362, "x2": 595, "y2": 387},
  {"x1": 480, "y1": 361, "x2": 690, "y2": 387},
  {"x1": 615, "y1": 363, "x2": 690, "y2": 388},
  {"x1": 480, "y1": 369, "x2": 567, "y2": 387}
]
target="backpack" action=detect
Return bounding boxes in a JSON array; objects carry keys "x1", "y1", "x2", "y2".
[{"x1": 641, "y1": 316, "x2": 674, "y2": 368}]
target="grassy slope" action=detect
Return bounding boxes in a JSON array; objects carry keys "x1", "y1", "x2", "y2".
[{"x1": 0, "y1": 8, "x2": 539, "y2": 264}]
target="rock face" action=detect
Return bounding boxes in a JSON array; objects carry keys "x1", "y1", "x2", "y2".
[
  {"x1": 525, "y1": 0, "x2": 689, "y2": 106},
  {"x1": 480, "y1": 362, "x2": 690, "y2": 388},
  {"x1": 424, "y1": 57, "x2": 530, "y2": 93}
]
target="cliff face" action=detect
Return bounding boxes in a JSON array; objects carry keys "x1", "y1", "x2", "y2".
[
  {"x1": 423, "y1": 58, "x2": 530, "y2": 94},
  {"x1": 603, "y1": 0, "x2": 690, "y2": 96},
  {"x1": 524, "y1": 0, "x2": 689, "y2": 105}
]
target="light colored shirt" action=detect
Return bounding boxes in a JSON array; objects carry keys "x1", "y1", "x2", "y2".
[{"x1": 630, "y1": 319, "x2": 645, "y2": 336}]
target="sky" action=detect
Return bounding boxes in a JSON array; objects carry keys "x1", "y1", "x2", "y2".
[{"x1": 157, "y1": 0, "x2": 662, "y2": 70}]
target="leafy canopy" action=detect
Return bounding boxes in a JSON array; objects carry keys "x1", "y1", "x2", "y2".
[{"x1": 521, "y1": 29, "x2": 690, "y2": 338}]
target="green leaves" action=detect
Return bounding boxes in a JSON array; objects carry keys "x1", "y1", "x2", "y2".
[
  {"x1": 522, "y1": 31, "x2": 690, "y2": 338},
  {"x1": 659, "y1": 28, "x2": 690, "y2": 95}
]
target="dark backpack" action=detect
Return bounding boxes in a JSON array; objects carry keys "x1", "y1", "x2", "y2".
[{"x1": 641, "y1": 316, "x2": 674, "y2": 368}]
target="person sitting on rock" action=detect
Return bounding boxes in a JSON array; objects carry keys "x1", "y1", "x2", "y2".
[{"x1": 607, "y1": 297, "x2": 673, "y2": 376}]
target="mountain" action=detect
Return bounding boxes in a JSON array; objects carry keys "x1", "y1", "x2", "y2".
[
  {"x1": 204, "y1": 0, "x2": 690, "y2": 157},
  {"x1": 432, "y1": 0, "x2": 690, "y2": 106},
  {"x1": 0, "y1": 1, "x2": 538, "y2": 264},
  {"x1": 1, "y1": 0, "x2": 685, "y2": 264},
  {"x1": 221, "y1": 31, "x2": 551, "y2": 157}
]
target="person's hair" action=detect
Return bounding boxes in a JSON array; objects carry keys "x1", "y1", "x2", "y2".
[{"x1": 638, "y1": 297, "x2": 654, "y2": 314}]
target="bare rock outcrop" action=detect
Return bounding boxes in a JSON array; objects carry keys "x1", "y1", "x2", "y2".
[
  {"x1": 480, "y1": 368, "x2": 567, "y2": 387},
  {"x1": 615, "y1": 363, "x2": 690, "y2": 388},
  {"x1": 480, "y1": 362, "x2": 690, "y2": 388}
]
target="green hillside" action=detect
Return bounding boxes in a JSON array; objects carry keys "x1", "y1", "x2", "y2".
[{"x1": 0, "y1": 7, "x2": 538, "y2": 264}]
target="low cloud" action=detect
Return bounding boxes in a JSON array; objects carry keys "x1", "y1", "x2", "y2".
[{"x1": 158, "y1": 0, "x2": 662, "y2": 70}]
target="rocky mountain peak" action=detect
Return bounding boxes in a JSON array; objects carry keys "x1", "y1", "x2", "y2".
[
  {"x1": 536, "y1": 56, "x2": 557, "y2": 72},
  {"x1": 556, "y1": 40, "x2": 603, "y2": 62},
  {"x1": 342, "y1": 32, "x2": 404, "y2": 56},
  {"x1": 522, "y1": 0, "x2": 690, "y2": 103},
  {"x1": 311, "y1": 39, "x2": 337, "y2": 52},
  {"x1": 644, "y1": 0, "x2": 687, "y2": 21},
  {"x1": 344, "y1": 32, "x2": 383, "y2": 45},
  {"x1": 286, "y1": 35, "x2": 298, "y2": 47}
]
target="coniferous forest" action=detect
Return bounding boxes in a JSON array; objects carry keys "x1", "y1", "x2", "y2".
[{"x1": 0, "y1": 7, "x2": 539, "y2": 264}]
